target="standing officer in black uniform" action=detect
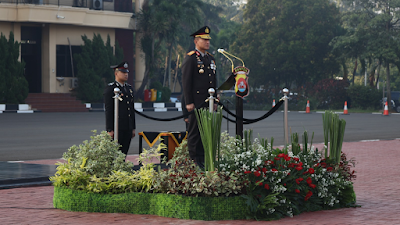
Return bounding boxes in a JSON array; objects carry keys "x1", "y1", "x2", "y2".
[
  {"x1": 182, "y1": 26, "x2": 217, "y2": 167},
  {"x1": 104, "y1": 61, "x2": 136, "y2": 155}
]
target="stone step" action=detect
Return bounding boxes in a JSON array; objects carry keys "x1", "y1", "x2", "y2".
[{"x1": 25, "y1": 93, "x2": 89, "y2": 112}]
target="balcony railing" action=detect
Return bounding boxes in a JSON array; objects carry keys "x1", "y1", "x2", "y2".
[{"x1": 0, "y1": 0, "x2": 133, "y2": 13}]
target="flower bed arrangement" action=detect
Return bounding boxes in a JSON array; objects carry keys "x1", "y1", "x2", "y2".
[{"x1": 52, "y1": 111, "x2": 357, "y2": 221}]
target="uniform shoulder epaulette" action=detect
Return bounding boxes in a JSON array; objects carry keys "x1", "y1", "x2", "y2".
[
  {"x1": 108, "y1": 82, "x2": 114, "y2": 86},
  {"x1": 206, "y1": 52, "x2": 214, "y2": 57},
  {"x1": 187, "y1": 50, "x2": 196, "y2": 56}
]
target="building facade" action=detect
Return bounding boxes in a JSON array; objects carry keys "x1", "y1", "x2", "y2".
[{"x1": 0, "y1": 0, "x2": 135, "y2": 94}]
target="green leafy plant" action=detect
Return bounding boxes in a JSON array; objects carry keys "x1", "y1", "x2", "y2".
[
  {"x1": 50, "y1": 130, "x2": 160, "y2": 194},
  {"x1": 153, "y1": 140, "x2": 244, "y2": 197},
  {"x1": 61, "y1": 130, "x2": 133, "y2": 177},
  {"x1": 322, "y1": 111, "x2": 346, "y2": 164},
  {"x1": 195, "y1": 106, "x2": 223, "y2": 171}
]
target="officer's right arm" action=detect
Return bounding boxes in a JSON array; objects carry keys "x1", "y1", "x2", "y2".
[{"x1": 182, "y1": 54, "x2": 194, "y2": 108}]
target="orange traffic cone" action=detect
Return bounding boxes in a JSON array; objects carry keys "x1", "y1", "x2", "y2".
[
  {"x1": 343, "y1": 101, "x2": 349, "y2": 115},
  {"x1": 272, "y1": 99, "x2": 276, "y2": 107},
  {"x1": 383, "y1": 101, "x2": 389, "y2": 116},
  {"x1": 306, "y1": 100, "x2": 310, "y2": 113}
]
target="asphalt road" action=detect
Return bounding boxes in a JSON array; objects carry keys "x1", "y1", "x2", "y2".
[{"x1": 0, "y1": 111, "x2": 399, "y2": 161}]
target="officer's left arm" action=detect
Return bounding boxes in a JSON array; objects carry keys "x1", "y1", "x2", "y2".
[
  {"x1": 212, "y1": 55, "x2": 218, "y2": 98},
  {"x1": 130, "y1": 86, "x2": 136, "y2": 138}
]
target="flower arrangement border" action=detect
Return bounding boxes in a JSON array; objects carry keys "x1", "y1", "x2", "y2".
[{"x1": 53, "y1": 187, "x2": 248, "y2": 221}]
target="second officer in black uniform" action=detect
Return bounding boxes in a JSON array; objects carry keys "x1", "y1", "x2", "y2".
[
  {"x1": 182, "y1": 26, "x2": 217, "y2": 167},
  {"x1": 104, "y1": 61, "x2": 136, "y2": 155}
]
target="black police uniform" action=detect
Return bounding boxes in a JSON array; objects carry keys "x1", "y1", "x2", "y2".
[
  {"x1": 104, "y1": 63, "x2": 136, "y2": 155},
  {"x1": 182, "y1": 26, "x2": 217, "y2": 164},
  {"x1": 181, "y1": 95, "x2": 189, "y2": 131}
]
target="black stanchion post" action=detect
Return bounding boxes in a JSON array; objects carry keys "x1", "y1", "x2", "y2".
[
  {"x1": 236, "y1": 96, "x2": 243, "y2": 138},
  {"x1": 113, "y1": 87, "x2": 121, "y2": 141},
  {"x1": 224, "y1": 100, "x2": 230, "y2": 134},
  {"x1": 283, "y1": 88, "x2": 289, "y2": 146}
]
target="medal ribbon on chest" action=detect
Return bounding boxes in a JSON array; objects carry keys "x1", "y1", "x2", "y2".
[{"x1": 196, "y1": 54, "x2": 205, "y2": 74}]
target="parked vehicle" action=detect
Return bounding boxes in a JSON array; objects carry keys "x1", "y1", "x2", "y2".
[{"x1": 382, "y1": 91, "x2": 400, "y2": 113}]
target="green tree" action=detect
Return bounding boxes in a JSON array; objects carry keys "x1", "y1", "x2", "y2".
[
  {"x1": 333, "y1": 0, "x2": 400, "y2": 106},
  {"x1": 231, "y1": 0, "x2": 341, "y2": 94},
  {"x1": 136, "y1": 0, "x2": 204, "y2": 99},
  {"x1": 0, "y1": 32, "x2": 28, "y2": 104},
  {"x1": 74, "y1": 34, "x2": 123, "y2": 103},
  {"x1": 202, "y1": 0, "x2": 245, "y2": 22}
]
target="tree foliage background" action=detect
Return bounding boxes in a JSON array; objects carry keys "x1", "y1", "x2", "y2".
[
  {"x1": 331, "y1": 0, "x2": 400, "y2": 107},
  {"x1": 74, "y1": 34, "x2": 123, "y2": 103},
  {"x1": 231, "y1": 0, "x2": 342, "y2": 95},
  {"x1": 135, "y1": 0, "x2": 244, "y2": 99},
  {"x1": 0, "y1": 32, "x2": 28, "y2": 104},
  {"x1": 134, "y1": 0, "x2": 400, "y2": 110}
]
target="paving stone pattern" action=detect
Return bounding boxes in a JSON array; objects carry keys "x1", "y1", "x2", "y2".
[{"x1": 1, "y1": 140, "x2": 399, "y2": 225}]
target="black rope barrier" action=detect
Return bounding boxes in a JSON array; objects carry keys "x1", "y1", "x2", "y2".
[
  {"x1": 133, "y1": 99, "x2": 284, "y2": 124},
  {"x1": 134, "y1": 102, "x2": 207, "y2": 121},
  {"x1": 219, "y1": 100, "x2": 284, "y2": 124}
]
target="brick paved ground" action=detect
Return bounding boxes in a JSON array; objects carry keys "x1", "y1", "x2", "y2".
[{"x1": 1, "y1": 139, "x2": 399, "y2": 225}]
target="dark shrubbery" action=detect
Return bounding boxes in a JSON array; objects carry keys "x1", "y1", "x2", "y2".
[
  {"x1": 346, "y1": 85, "x2": 381, "y2": 110},
  {"x1": 74, "y1": 34, "x2": 123, "y2": 103},
  {"x1": 312, "y1": 78, "x2": 348, "y2": 110},
  {"x1": 0, "y1": 32, "x2": 28, "y2": 104}
]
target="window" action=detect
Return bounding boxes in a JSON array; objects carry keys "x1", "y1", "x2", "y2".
[{"x1": 56, "y1": 45, "x2": 81, "y2": 77}]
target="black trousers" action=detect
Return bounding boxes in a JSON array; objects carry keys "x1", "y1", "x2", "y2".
[
  {"x1": 187, "y1": 113, "x2": 204, "y2": 161},
  {"x1": 118, "y1": 129, "x2": 133, "y2": 155}
]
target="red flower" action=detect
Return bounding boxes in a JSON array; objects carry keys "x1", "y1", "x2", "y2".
[
  {"x1": 308, "y1": 168, "x2": 315, "y2": 174},
  {"x1": 309, "y1": 184, "x2": 316, "y2": 189},
  {"x1": 284, "y1": 183, "x2": 286, "y2": 186},
  {"x1": 314, "y1": 163, "x2": 320, "y2": 167},
  {"x1": 305, "y1": 191, "x2": 313, "y2": 201},
  {"x1": 271, "y1": 168, "x2": 278, "y2": 172},
  {"x1": 262, "y1": 168, "x2": 268, "y2": 173},
  {"x1": 285, "y1": 156, "x2": 291, "y2": 161},
  {"x1": 327, "y1": 167, "x2": 333, "y2": 172},
  {"x1": 295, "y1": 189, "x2": 300, "y2": 193},
  {"x1": 254, "y1": 171, "x2": 261, "y2": 177},
  {"x1": 244, "y1": 171, "x2": 251, "y2": 174},
  {"x1": 274, "y1": 157, "x2": 280, "y2": 161},
  {"x1": 306, "y1": 177, "x2": 312, "y2": 184},
  {"x1": 295, "y1": 177, "x2": 304, "y2": 184},
  {"x1": 296, "y1": 166, "x2": 303, "y2": 171},
  {"x1": 278, "y1": 153, "x2": 285, "y2": 158},
  {"x1": 264, "y1": 184, "x2": 270, "y2": 190},
  {"x1": 257, "y1": 181, "x2": 263, "y2": 186},
  {"x1": 299, "y1": 162, "x2": 303, "y2": 166},
  {"x1": 294, "y1": 157, "x2": 300, "y2": 161}
]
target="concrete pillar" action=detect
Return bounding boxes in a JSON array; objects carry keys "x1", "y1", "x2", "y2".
[
  {"x1": 42, "y1": 24, "x2": 56, "y2": 93},
  {"x1": 11, "y1": 23, "x2": 22, "y2": 61},
  {"x1": 135, "y1": 0, "x2": 146, "y2": 91}
]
